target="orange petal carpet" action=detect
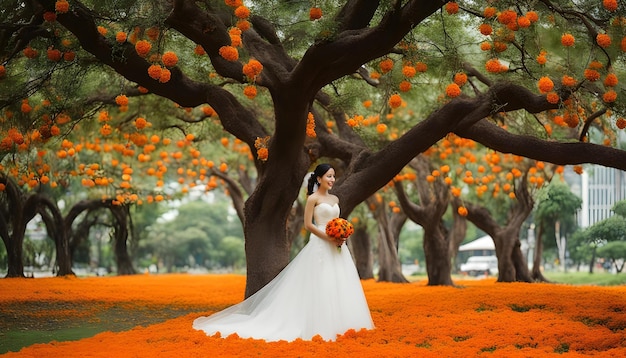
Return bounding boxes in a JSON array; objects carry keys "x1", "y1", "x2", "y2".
[{"x1": 1, "y1": 274, "x2": 625, "y2": 357}]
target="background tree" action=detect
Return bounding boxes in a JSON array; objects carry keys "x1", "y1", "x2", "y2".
[
  {"x1": 535, "y1": 180, "x2": 583, "y2": 272},
  {"x1": 597, "y1": 241, "x2": 626, "y2": 273},
  {"x1": 584, "y1": 199, "x2": 626, "y2": 272}
]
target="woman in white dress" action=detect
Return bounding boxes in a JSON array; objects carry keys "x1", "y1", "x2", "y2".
[{"x1": 193, "y1": 163, "x2": 374, "y2": 342}]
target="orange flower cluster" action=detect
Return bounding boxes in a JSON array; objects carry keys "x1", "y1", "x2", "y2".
[
  {"x1": 483, "y1": 6, "x2": 497, "y2": 18},
  {"x1": 497, "y1": 9, "x2": 517, "y2": 25},
  {"x1": 561, "y1": 33, "x2": 575, "y2": 47},
  {"x1": 573, "y1": 164, "x2": 584, "y2": 174},
  {"x1": 219, "y1": 46, "x2": 239, "y2": 61},
  {"x1": 55, "y1": 0, "x2": 69, "y2": 13},
  {"x1": 134, "y1": 117, "x2": 149, "y2": 130},
  {"x1": 453, "y1": 72, "x2": 467, "y2": 86},
  {"x1": 115, "y1": 94, "x2": 129, "y2": 106},
  {"x1": 135, "y1": 40, "x2": 152, "y2": 57},
  {"x1": 254, "y1": 136, "x2": 270, "y2": 162},
  {"x1": 145, "y1": 27, "x2": 159, "y2": 41},
  {"x1": 478, "y1": 23, "x2": 492, "y2": 36},
  {"x1": 325, "y1": 217, "x2": 354, "y2": 240},
  {"x1": 379, "y1": 58, "x2": 394, "y2": 74},
  {"x1": 388, "y1": 93, "x2": 402, "y2": 108},
  {"x1": 398, "y1": 80, "x2": 411, "y2": 92},
  {"x1": 43, "y1": 11, "x2": 56, "y2": 22},
  {"x1": 116, "y1": 31, "x2": 127, "y2": 43},
  {"x1": 23, "y1": 46, "x2": 38, "y2": 59},
  {"x1": 402, "y1": 65, "x2": 416, "y2": 78},
  {"x1": 485, "y1": 58, "x2": 506, "y2": 73},
  {"x1": 194, "y1": 44, "x2": 206, "y2": 56},
  {"x1": 234, "y1": 6, "x2": 250, "y2": 19},
  {"x1": 445, "y1": 83, "x2": 461, "y2": 98},
  {"x1": 236, "y1": 19, "x2": 250, "y2": 32},
  {"x1": 603, "y1": 73, "x2": 619, "y2": 104},
  {"x1": 604, "y1": 0, "x2": 618, "y2": 11},
  {"x1": 243, "y1": 59, "x2": 263, "y2": 80},
  {"x1": 161, "y1": 51, "x2": 178, "y2": 67},
  {"x1": 3, "y1": 275, "x2": 626, "y2": 357},
  {"x1": 47, "y1": 47, "x2": 62, "y2": 62},
  {"x1": 604, "y1": 73, "x2": 618, "y2": 87},
  {"x1": 584, "y1": 68, "x2": 601, "y2": 82},
  {"x1": 596, "y1": 33, "x2": 612, "y2": 48},
  {"x1": 225, "y1": 0, "x2": 243, "y2": 7},
  {"x1": 603, "y1": 90, "x2": 617, "y2": 103},
  {"x1": 445, "y1": 2, "x2": 459, "y2": 15},
  {"x1": 415, "y1": 62, "x2": 427, "y2": 72},
  {"x1": 517, "y1": 15, "x2": 531, "y2": 28},
  {"x1": 561, "y1": 75, "x2": 576, "y2": 87},
  {"x1": 306, "y1": 112, "x2": 316, "y2": 138},
  {"x1": 0, "y1": 128, "x2": 25, "y2": 151},
  {"x1": 537, "y1": 76, "x2": 554, "y2": 93},
  {"x1": 536, "y1": 50, "x2": 547, "y2": 65},
  {"x1": 243, "y1": 85, "x2": 257, "y2": 99},
  {"x1": 309, "y1": 7, "x2": 322, "y2": 20}
]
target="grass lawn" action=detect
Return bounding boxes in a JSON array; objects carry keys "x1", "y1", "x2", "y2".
[
  {"x1": 543, "y1": 271, "x2": 626, "y2": 286},
  {"x1": 1, "y1": 273, "x2": 625, "y2": 357}
]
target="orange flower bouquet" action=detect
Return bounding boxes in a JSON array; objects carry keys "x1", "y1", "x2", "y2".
[{"x1": 325, "y1": 217, "x2": 354, "y2": 251}]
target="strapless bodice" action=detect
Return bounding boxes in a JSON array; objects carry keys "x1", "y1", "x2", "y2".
[{"x1": 314, "y1": 203, "x2": 340, "y2": 227}]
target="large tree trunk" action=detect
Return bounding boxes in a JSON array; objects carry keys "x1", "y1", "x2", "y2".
[
  {"x1": 349, "y1": 226, "x2": 374, "y2": 279},
  {"x1": 492, "y1": 227, "x2": 531, "y2": 282},
  {"x1": 4, "y1": 231, "x2": 25, "y2": 278},
  {"x1": 393, "y1": 156, "x2": 454, "y2": 285},
  {"x1": 243, "y1": 152, "x2": 310, "y2": 298},
  {"x1": 0, "y1": 176, "x2": 26, "y2": 277},
  {"x1": 36, "y1": 195, "x2": 73, "y2": 276},
  {"x1": 110, "y1": 204, "x2": 135, "y2": 275},
  {"x1": 423, "y1": 223, "x2": 454, "y2": 286},
  {"x1": 463, "y1": 175, "x2": 534, "y2": 283}
]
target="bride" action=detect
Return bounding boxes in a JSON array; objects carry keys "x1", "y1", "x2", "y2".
[{"x1": 193, "y1": 163, "x2": 374, "y2": 342}]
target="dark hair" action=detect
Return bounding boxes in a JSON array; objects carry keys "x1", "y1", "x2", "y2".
[{"x1": 307, "y1": 163, "x2": 333, "y2": 195}]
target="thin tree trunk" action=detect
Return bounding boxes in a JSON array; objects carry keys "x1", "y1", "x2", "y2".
[
  {"x1": 532, "y1": 224, "x2": 549, "y2": 282},
  {"x1": 589, "y1": 247, "x2": 596, "y2": 273}
]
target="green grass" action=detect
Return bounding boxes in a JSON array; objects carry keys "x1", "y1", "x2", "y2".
[
  {"x1": 405, "y1": 272, "x2": 626, "y2": 286},
  {"x1": 543, "y1": 271, "x2": 626, "y2": 286},
  {"x1": 0, "y1": 301, "x2": 201, "y2": 354},
  {"x1": 0, "y1": 327, "x2": 104, "y2": 354}
]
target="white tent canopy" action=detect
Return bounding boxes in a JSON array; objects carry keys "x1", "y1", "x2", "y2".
[{"x1": 459, "y1": 235, "x2": 495, "y2": 252}]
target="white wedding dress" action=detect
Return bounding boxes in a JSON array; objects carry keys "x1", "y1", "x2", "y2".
[{"x1": 193, "y1": 203, "x2": 374, "y2": 342}]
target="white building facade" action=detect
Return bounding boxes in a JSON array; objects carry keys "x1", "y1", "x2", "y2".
[{"x1": 571, "y1": 166, "x2": 626, "y2": 228}]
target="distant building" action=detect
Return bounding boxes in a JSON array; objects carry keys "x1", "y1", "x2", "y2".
[{"x1": 566, "y1": 165, "x2": 626, "y2": 228}]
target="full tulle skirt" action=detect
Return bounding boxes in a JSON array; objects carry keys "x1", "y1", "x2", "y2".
[{"x1": 192, "y1": 232, "x2": 374, "y2": 342}]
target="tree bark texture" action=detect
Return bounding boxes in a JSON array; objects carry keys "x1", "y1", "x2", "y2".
[{"x1": 349, "y1": 226, "x2": 374, "y2": 280}]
